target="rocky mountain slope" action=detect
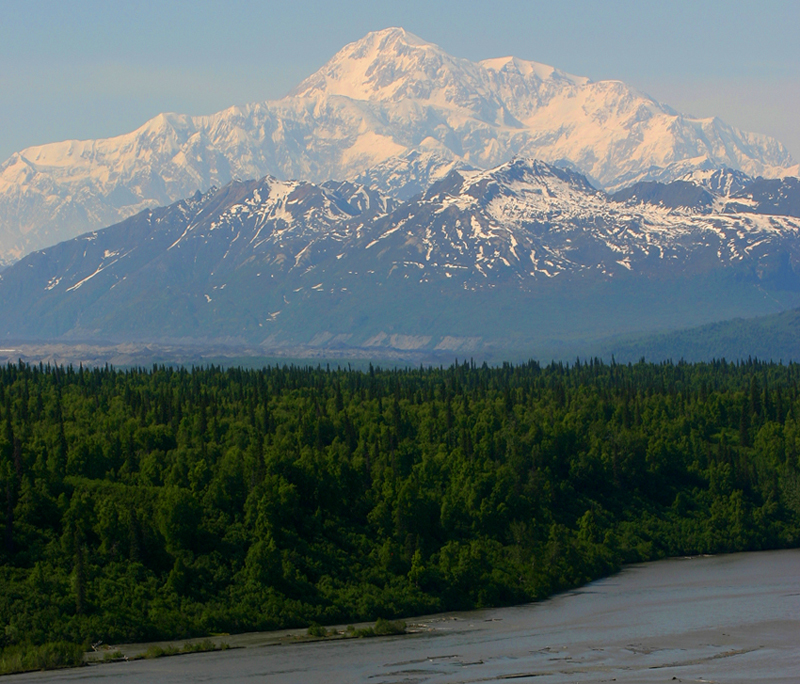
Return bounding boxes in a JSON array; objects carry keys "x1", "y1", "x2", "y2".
[
  {"x1": 0, "y1": 27, "x2": 797, "y2": 266},
  {"x1": 1, "y1": 159, "x2": 799, "y2": 355},
  {"x1": 611, "y1": 170, "x2": 800, "y2": 218}
]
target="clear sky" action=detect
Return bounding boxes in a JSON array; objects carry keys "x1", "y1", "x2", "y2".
[{"x1": 1, "y1": 0, "x2": 798, "y2": 163}]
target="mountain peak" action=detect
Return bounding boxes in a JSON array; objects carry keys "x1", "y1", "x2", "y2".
[
  {"x1": 462, "y1": 158, "x2": 597, "y2": 193},
  {"x1": 288, "y1": 26, "x2": 486, "y2": 103},
  {"x1": 366, "y1": 26, "x2": 429, "y2": 46},
  {"x1": 422, "y1": 158, "x2": 598, "y2": 208},
  {"x1": 479, "y1": 55, "x2": 589, "y2": 87},
  {"x1": 679, "y1": 167, "x2": 753, "y2": 196}
]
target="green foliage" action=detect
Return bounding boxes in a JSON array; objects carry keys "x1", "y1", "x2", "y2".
[
  {"x1": 181, "y1": 638, "x2": 228, "y2": 652},
  {"x1": 306, "y1": 623, "x2": 327, "y2": 637},
  {"x1": 373, "y1": 618, "x2": 406, "y2": 635},
  {"x1": 0, "y1": 641, "x2": 84, "y2": 674},
  {"x1": 0, "y1": 357, "x2": 799, "y2": 657},
  {"x1": 606, "y1": 306, "x2": 800, "y2": 364},
  {"x1": 326, "y1": 618, "x2": 405, "y2": 639},
  {"x1": 142, "y1": 644, "x2": 180, "y2": 659},
  {"x1": 114, "y1": 638, "x2": 229, "y2": 663}
]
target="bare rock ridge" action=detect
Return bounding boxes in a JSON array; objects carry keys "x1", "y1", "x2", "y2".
[
  {"x1": 0, "y1": 27, "x2": 797, "y2": 266},
  {"x1": 1, "y1": 158, "x2": 799, "y2": 355}
]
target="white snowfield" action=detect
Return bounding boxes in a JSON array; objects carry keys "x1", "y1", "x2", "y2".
[{"x1": 0, "y1": 27, "x2": 797, "y2": 266}]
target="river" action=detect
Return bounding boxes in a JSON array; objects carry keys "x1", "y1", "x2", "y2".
[{"x1": 10, "y1": 549, "x2": 800, "y2": 683}]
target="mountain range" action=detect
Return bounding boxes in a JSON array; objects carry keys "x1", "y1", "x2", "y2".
[
  {"x1": 0, "y1": 27, "x2": 797, "y2": 267},
  {"x1": 2, "y1": 158, "x2": 799, "y2": 358}
]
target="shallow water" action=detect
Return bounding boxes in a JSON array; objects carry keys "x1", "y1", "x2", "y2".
[{"x1": 12, "y1": 549, "x2": 800, "y2": 683}]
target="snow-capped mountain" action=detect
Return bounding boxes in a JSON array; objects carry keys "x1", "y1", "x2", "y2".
[
  {"x1": 611, "y1": 170, "x2": 800, "y2": 219},
  {"x1": 0, "y1": 27, "x2": 797, "y2": 266},
  {"x1": 350, "y1": 160, "x2": 800, "y2": 286},
  {"x1": 680, "y1": 168, "x2": 754, "y2": 196},
  {"x1": 2, "y1": 159, "x2": 799, "y2": 352}
]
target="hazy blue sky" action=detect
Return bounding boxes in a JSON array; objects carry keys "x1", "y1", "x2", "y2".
[{"x1": 1, "y1": 0, "x2": 798, "y2": 161}]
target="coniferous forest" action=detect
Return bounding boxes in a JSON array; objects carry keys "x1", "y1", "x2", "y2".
[{"x1": 2, "y1": 359, "x2": 800, "y2": 665}]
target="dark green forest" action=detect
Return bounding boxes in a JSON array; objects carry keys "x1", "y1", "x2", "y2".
[{"x1": 2, "y1": 358, "x2": 800, "y2": 664}]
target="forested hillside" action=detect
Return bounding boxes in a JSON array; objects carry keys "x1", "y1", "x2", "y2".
[
  {"x1": 1, "y1": 359, "x2": 800, "y2": 664},
  {"x1": 605, "y1": 307, "x2": 800, "y2": 363}
]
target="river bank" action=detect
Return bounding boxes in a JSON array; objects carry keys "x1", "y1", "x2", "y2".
[
  {"x1": 82, "y1": 617, "x2": 411, "y2": 664},
  {"x1": 7, "y1": 550, "x2": 799, "y2": 683}
]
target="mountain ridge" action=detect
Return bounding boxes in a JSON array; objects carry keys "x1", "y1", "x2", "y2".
[
  {"x1": 603, "y1": 306, "x2": 800, "y2": 363},
  {"x1": 0, "y1": 27, "x2": 796, "y2": 266},
  {"x1": 2, "y1": 158, "x2": 800, "y2": 356}
]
